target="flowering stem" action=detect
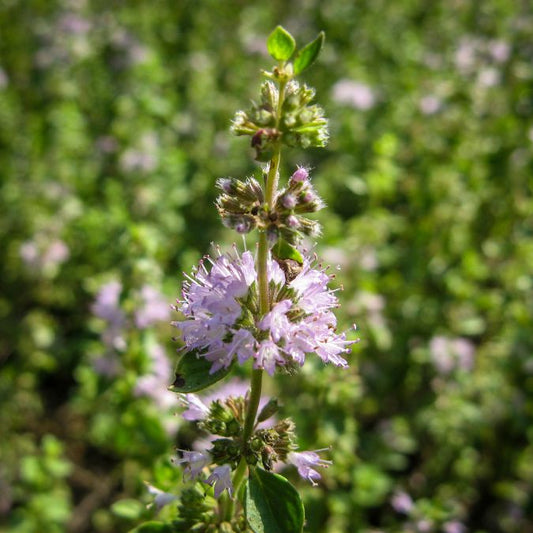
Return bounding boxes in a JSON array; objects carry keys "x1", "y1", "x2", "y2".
[
  {"x1": 241, "y1": 81, "x2": 285, "y2": 438},
  {"x1": 225, "y1": 73, "x2": 289, "y2": 525},
  {"x1": 228, "y1": 79, "x2": 287, "y2": 521}
]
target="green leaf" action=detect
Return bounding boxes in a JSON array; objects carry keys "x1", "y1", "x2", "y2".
[
  {"x1": 293, "y1": 32, "x2": 325, "y2": 75},
  {"x1": 245, "y1": 468, "x2": 305, "y2": 533},
  {"x1": 272, "y1": 239, "x2": 304, "y2": 264},
  {"x1": 169, "y1": 351, "x2": 232, "y2": 393},
  {"x1": 111, "y1": 499, "x2": 145, "y2": 520},
  {"x1": 129, "y1": 522, "x2": 174, "y2": 533},
  {"x1": 267, "y1": 26, "x2": 296, "y2": 61}
]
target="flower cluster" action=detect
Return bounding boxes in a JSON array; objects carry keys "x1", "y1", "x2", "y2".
[
  {"x1": 216, "y1": 166, "x2": 324, "y2": 243},
  {"x1": 231, "y1": 80, "x2": 328, "y2": 161},
  {"x1": 172, "y1": 247, "x2": 353, "y2": 376},
  {"x1": 174, "y1": 389, "x2": 331, "y2": 498}
]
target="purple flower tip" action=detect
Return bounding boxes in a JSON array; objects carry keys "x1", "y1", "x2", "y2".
[{"x1": 291, "y1": 167, "x2": 309, "y2": 182}]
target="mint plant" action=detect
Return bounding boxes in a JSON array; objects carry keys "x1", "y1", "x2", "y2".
[{"x1": 136, "y1": 26, "x2": 355, "y2": 533}]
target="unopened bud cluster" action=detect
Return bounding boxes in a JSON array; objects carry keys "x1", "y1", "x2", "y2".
[
  {"x1": 231, "y1": 80, "x2": 328, "y2": 161},
  {"x1": 176, "y1": 483, "x2": 248, "y2": 532},
  {"x1": 216, "y1": 167, "x2": 324, "y2": 245},
  {"x1": 197, "y1": 395, "x2": 296, "y2": 471}
]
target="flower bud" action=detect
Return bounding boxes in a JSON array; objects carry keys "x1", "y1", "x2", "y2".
[
  {"x1": 281, "y1": 193, "x2": 296, "y2": 209},
  {"x1": 286, "y1": 215, "x2": 299, "y2": 228},
  {"x1": 261, "y1": 81, "x2": 278, "y2": 110},
  {"x1": 217, "y1": 177, "x2": 233, "y2": 194},
  {"x1": 234, "y1": 217, "x2": 255, "y2": 234},
  {"x1": 297, "y1": 218, "x2": 321, "y2": 237},
  {"x1": 257, "y1": 398, "x2": 280, "y2": 422},
  {"x1": 291, "y1": 167, "x2": 309, "y2": 182},
  {"x1": 203, "y1": 419, "x2": 227, "y2": 435},
  {"x1": 210, "y1": 438, "x2": 240, "y2": 464}
]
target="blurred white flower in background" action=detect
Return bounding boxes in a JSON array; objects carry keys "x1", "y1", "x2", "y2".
[
  {"x1": 419, "y1": 95, "x2": 442, "y2": 115},
  {"x1": 429, "y1": 336, "x2": 475, "y2": 374},
  {"x1": 332, "y1": 79, "x2": 376, "y2": 110}
]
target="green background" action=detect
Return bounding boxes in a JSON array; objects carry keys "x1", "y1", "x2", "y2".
[{"x1": 1, "y1": 1, "x2": 532, "y2": 532}]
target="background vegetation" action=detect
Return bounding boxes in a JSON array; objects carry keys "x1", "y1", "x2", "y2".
[{"x1": 1, "y1": 1, "x2": 532, "y2": 532}]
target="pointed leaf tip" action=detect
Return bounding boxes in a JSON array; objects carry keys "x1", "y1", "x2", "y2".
[
  {"x1": 267, "y1": 26, "x2": 296, "y2": 62},
  {"x1": 293, "y1": 31, "x2": 325, "y2": 75}
]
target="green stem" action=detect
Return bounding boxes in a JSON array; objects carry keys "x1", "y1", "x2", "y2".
[
  {"x1": 227, "y1": 70, "x2": 288, "y2": 525},
  {"x1": 243, "y1": 368, "x2": 264, "y2": 442}
]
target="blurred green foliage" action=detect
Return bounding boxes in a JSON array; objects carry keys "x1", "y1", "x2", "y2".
[{"x1": 1, "y1": 1, "x2": 532, "y2": 532}]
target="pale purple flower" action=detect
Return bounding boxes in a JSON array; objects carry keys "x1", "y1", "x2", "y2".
[
  {"x1": 92, "y1": 281, "x2": 127, "y2": 353},
  {"x1": 42, "y1": 239, "x2": 70, "y2": 268},
  {"x1": 134, "y1": 343, "x2": 175, "y2": 409},
  {"x1": 96, "y1": 135, "x2": 118, "y2": 154},
  {"x1": 135, "y1": 285, "x2": 170, "y2": 328},
  {"x1": 332, "y1": 80, "x2": 376, "y2": 110},
  {"x1": 288, "y1": 449, "x2": 332, "y2": 486},
  {"x1": 121, "y1": 150, "x2": 157, "y2": 173},
  {"x1": 256, "y1": 339, "x2": 285, "y2": 376},
  {"x1": 205, "y1": 464, "x2": 233, "y2": 498},
  {"x1": 144, "y1": 482, "x2": 178, "y2": 511},
  {"x1": 391, "y1": 490, "x2": 413, "y2": 514},
  {"x1": 92, "y1": 353, "x2": 120, "y2": 377},
  {"x1": 429, "y1": 336, "x2": 475, "y2": 374},
  {"x1": 416, "y1": 519, "x2": 432, "y2": 533},
  {"x1": 59, "y1": 14, "x2": 91, "y2": 35},
  {"x1": 174, "y1": 450, "x2": 211, "y2": 481},
  {"x1": 227, "y1": 328, "x2": 256, "y2": 365},
  {"x1": 173, "y1": 248, "x2": 354, "y2": 375},
  {"x1": 19, "y1": 241, "x2": 39, "y2": 267},
  {"x1": 92, "y1": 281, "x2": 124, "y2": 324},
  {"x1": 419, "y1": 95, "x2": 442, "y2": 115},
  {"x1": 488, "y1": 40, "x2": 510, "y2": 63},
  {"x1": 19, "y1": 238, "x2": 69, "y2": 272},
  {"x1": 360, "y1": 247, "x2": 378, "y2": 271},
  {"x1": 454, "y1": 38, "x2": 477, "y2": 72},
  {"x1": 349, "y1": 291, "x2": 386, "y2": 331},
  {"x1": 258, "y1": 300, "x2": 292, "y2": 343},
  {"x1": 178, "y1": 393, "x2": 210, "y2": 421},
  {"x1": 443, "y1": 521, "x2": 466, "y2": 533},
  {"x1": 477, "y1": 67, "x2": 500, "y2": 88},
  {"x1": 120, "y1": 134, "x2": 159, "y2": 173}
]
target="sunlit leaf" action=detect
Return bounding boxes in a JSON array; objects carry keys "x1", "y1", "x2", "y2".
[
  {"x1": 293, "y1": 32, "x2": 325, "y2": 75},
  {"x1": 267, "y1": 26, "x2": 296, "y2": 61}
]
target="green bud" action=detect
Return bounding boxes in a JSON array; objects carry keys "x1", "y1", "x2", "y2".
[
  {"x1": 219, "y1": 522, "x2": 234, "y2": 533},
  {"x1": 210, "y1": 400, "x2": 233, "y2": 422},
  {"x1": 257, "y1": 398, "x2": 280, "y2": 422},
  {"x1": 261, "y1": 81, "x2": 278, "y2": 109},
  {"x1": 225, "y1": 419, "x2": 242, "y2": 437},
  {"x1": 204, "y1": 419, "x2": 227, "y2": 435}
]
